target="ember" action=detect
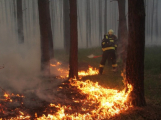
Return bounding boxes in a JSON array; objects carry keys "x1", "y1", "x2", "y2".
[
  {"x1": 78, "y1": 66, "x2": 99, "y2": 76},
  {"x1": 36, "y1": 79, "x2": 133, "y2": 120},
  {"x1": 0, "y1": 63, "x2": 133, "y2": 119},
  {"x1": 50, "y1": 62, "x2": 61, "y2": 67},
  {"x1": 50, "y1": 62, "x2": 99, "y2": 78}
]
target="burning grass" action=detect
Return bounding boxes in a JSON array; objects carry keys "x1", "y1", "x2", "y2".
[
  {"x1": 0, "y1": 63, "x2": 134, "y2": 119},
  {"x1": 50, "y1": 62, "x2": 99, "y2": 79},
  {"x1": 46, "y1": 79, "x2": 133, "y2": 120},
  {"x1": 0, "y1": 47, "x2": 161, "y2": 119},
  {"x1": 0, "y1": 80, "x2": 133, "y2": 119}
]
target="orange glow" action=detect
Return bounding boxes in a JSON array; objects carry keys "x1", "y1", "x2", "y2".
[
  {"x1": 36, "y1": 79, "x2": 133, "y2": 120},
  {"x1": 3, "y1": 93, "x2": 9, "y2": 98},
  {"x1": 78, "y1": 66, "x2": 99, "y2": 76},
  {"x1": 50, "y1": 61, "x2": 99, "y2": 78},
  {"x1": 1, "y1": 79, "x2": 132, "y2": 119},
  {"x1": 50, "y1": 62, "x2": 62, "y2": 67},
  {"x1": 0, "y1": 62, "x2": 132, "y2": 119}
]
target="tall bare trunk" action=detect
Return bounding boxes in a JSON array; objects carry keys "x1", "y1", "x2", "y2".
[
  {"x1": 104, "y1": 0, "x2": 107, "y2": 34},
  {"x1": 151, "y1": 0, "x2": 155, "y2": 42},
  {"x1": 117, "y1": 0, "x2": 128, "y2": 69},
  {"x1": 99, "y1": 0, "x2": 102, "y2": 40},
  {"x1": 126, "y1": 0, "x2": 146, "y2": 106},
  {"x1": 63, "y1": 0, "x2": 70, "y2": 53},
  {"x1": 69, "y1": 0, "x2": 78, "y2": 78},
  {"x1": 38, "y1": 0, "x2": 53, "y2": 75},
  {"x1": 86, "y1": 0, "x2": 91, "y2": 47},
  {"x1": 17, "y1": 0, "x2": 24, "y2": 43},
  {"x1": 155, "y1": 0, "x2": 158, "y2": 38}
]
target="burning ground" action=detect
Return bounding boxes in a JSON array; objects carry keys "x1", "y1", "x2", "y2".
[
  {"x1": 0, "y1": 62, "x2": 134, "y2": 120},
  {"x1": 1, "y1": 46, "x2": 161, "y2": 120}
]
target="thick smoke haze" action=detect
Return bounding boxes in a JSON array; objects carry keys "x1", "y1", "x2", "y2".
[
  {"x1": 1, "y1": 0, "x2": 161, "y2": 49},
  {"x1": 0, "y1": 24, "x2": 40, "y2": 92},
  {"x1": 0, "y1": 0, "x2": 161, "y2": 102},
  {"x1": 0, "y1": 11, "x2": 62, "y2": 103}
]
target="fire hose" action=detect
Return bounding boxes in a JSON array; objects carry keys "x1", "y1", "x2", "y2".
[{"x1": 87, "y1": 54, "x2": 102, "y2": 58}]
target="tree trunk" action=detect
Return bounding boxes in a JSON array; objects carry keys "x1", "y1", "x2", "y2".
[
  {"x1": 126, "y1": 0, "x2": 146, "y2": 106},
  {"x1": 117, "y1": 0, "x2": 128, "y2": 69},
  {"x1": 99, "y1": 0, "x2": 102, "y2": 40},
  {"x1": 13, "y1": 0, "x2": 16, "y2": 19},
  {"x1": 63, "y1": 0, "x2": 70, "y2": 53},
  {"x1": 69, "y1": 0, "x2": 78, "y2": 78},
  {"x1": 86, "y1": 0, "x2": 91, "y2": 48},
  {"x1": 48, "y1": 2, "x2": 54, "y2": 59},
  {"x1": 38, "y1": 0, "x2": 53, "y2": 75},
  {"x1": 17, "y1": 0, "x2": 24, "y2": 44},
  {"x1": 104, "y1": 0, "x2": 107, "y2": 34},
  {"x1": 155, "y1": 0, "x2": 158, "y2": 38},
  {"x1": 151, "y1": 0, "x2": 154, "y2": 42}
]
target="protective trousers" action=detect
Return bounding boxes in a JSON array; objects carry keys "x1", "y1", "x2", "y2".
[{"x1": 99, "y1": 50, "x2": 117, "y2": 74}]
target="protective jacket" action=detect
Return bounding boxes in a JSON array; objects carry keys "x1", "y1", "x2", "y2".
[
  {"x1": 101, "y1": 34, "x2": 117, "y2": 51},
  {"x1": 99, "y1": 34, "x2": 118, "y2": 74}
]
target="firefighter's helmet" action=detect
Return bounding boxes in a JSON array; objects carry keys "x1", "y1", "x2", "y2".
[{"x1": 108, "y1": 29, "x2": 114, "y2": 35}]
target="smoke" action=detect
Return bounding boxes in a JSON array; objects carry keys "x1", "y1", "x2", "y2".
[
  {"x1": 0, "y1": 23, "x2": 65, "y2": 105},
  {"x1": 50, "y1": 59, "x2": 69, "y2": 77},
  {"x1": 0, "y1": 31, "x2": 39, "y2": 91},
  {"x1": 0, "y1": 43, "x2": 66, "y2": 103},
  {"x1": 0, "y1": 2, "x2": 68, "y2": 105}
]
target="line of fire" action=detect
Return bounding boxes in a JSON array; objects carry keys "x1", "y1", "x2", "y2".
[{"x1": 1, "y1": 0, "x2": 161, "y2": 120}]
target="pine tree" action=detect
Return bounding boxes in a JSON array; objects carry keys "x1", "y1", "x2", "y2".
[
  {"x1": 38, "y1": 0, "x2": 53, "y2": 75},
  {"x1": 126, "y1": 0, "x2": 146, "y2": 106},
  {"x1": 69, "y1": 0, "x2": 78, "y2": 78},
  {"x1": 17, "y1": 0, "x2": 24, "y2": 43}
]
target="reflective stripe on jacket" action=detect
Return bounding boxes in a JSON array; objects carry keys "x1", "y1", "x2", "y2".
[{"x1": 101, "y1": 34, "x2": 118, "y2": 51}]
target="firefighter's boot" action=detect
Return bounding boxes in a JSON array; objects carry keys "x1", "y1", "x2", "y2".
[{"x1": 99, "y1": 67, "x2": 104, "y2": 75}]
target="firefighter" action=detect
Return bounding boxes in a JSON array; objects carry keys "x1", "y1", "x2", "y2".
[{"x1": 99, "y1": 29, "x2": 118, "y2": 74}]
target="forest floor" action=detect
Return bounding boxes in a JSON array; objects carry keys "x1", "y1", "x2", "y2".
[
  {"x1": 0, "y1": 46, "x2": 160, "y2": 119},
  {"x1": 55, "y1": 46, "x2": 161, "y2": 120}
]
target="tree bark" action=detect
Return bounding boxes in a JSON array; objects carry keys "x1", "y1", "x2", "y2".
[
  {"x1": 104, "y1": 0, "x2": 107, "y2": 34},
  {"x1": 126, "y1": 0, "x2": 146, "y2": 106},
  {"x1": 151, "y1": 0, "x2": 155, "y2": 42},
  {"x1": 38, "y1": 0, "x2": 53, "y2": 75},
  {"x1": 69, "y1": 0, "x2": 78, "y2": 78},
  {"x1": 48, "y1": 2, "x2": 54, "y2": 59},
  {"x1": 17, "y1": 0, "x2": 24, "y2": 44},
  {"x1": 86, "y1": 0, "x2": 91, "y2": 47},
  {"x1": 155, "y1": 0, "x2": 158, "y2": 38},
  {"x1": 63, "y1": 0, "x2": 70, "y2": 53},
  {"x1": 99, "y1": 0, "x2": 102, "y2": 40},
  {"x1": 117, "y1": 0, "x2": 128, "y2": 69}
]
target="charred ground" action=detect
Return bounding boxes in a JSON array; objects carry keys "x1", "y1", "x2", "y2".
[{"x1": 0, "y1": 46, "x2": 161, "y2": 119}]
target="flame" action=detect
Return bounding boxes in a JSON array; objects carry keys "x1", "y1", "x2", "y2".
[
  {"x1": 50, "y1": 61, "x2": 99, "y2": 78},
  {"x1": 50, "y1": 62, "x2": 69, "y2": 78},
  {"x1": 0, "y1": 63, "x2": 133, "y2": 119},
  {"x1": 0, "y1": 80, "x2": 132, "y2": 119},
  {"x1": 3, "y1": 93, "x2": 9, "y2": 99},
  {"x1": 0, "y1": 93, "x2": 29, "y2": 120},
  {"x1": 78, "y1": 66, "x2": 99, "y2": 76},
  {"x1": 36, "y1": 79, "x2": 133, "y2": 120},
  {"x1": 3, "y1": 78, "x2": 132, "y2": 119},
  {"x1": 3, "y1": 93, "x2": 24, "y2": 98},
  {"x1": 9, "y1": 115, "x2": 30, "y2": 120},
  {"x1": 50, "y1": 62, "x2": 61, "y2": 67}
]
